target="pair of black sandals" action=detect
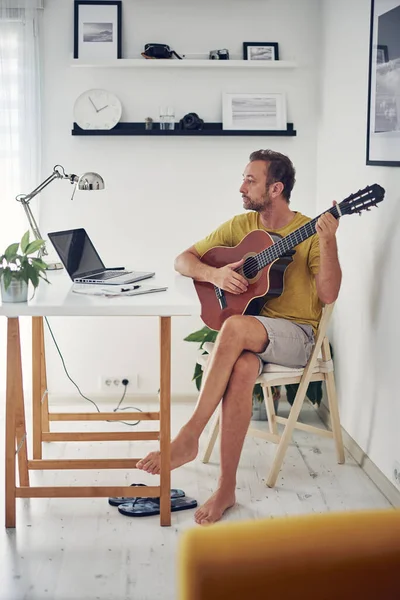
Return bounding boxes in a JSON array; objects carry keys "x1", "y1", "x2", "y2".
[{"x1": 108, "y1": 483, "x2": 197, "y2": 517}]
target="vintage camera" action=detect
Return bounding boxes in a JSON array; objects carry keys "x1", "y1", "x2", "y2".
[
  {"x1": 179, "y1": 112, "x2": 204, "y2": 131},
  {"x1": 209, "y1": 48, "x2": 229, "y2": 60}
]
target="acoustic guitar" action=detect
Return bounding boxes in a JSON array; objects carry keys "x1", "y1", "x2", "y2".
[{"x1": 194, "y1": 184, "x2": 385, "y2": 331}]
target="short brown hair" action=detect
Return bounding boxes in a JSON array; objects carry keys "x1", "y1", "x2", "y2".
[{"x1": 249, "y1": 149, "x2": 296, "y2": 202}]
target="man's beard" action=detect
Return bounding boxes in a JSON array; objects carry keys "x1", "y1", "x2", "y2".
[{"x1": 242, "y1": 191, "x2": 272, "y2": 212}]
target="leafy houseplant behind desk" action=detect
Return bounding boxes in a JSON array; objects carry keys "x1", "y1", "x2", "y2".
[{"x1": 0, "y1": 231, "x2": 48, "y2": 302}]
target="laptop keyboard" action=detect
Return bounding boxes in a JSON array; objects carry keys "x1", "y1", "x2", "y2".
[{"x1": 86, "y1": 270, "x2": 133, "y2": 281}]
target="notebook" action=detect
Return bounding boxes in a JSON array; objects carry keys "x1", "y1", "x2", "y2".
[{"x1": 48, "y1": 228, "x2": 154, "y2": 285}]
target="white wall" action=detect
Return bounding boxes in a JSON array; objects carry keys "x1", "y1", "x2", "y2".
[
  {"x1": 317, "y1": 0, "x2": 400, "y2": 484},
  {"x1": 15, "y1": 0, "x2": 321, "y2": 400}
]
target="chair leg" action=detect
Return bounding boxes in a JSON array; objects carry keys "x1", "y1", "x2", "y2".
[
  {"x1": 325, "y1": 371, "x2": 345, "y2": 464},
  {"x1": 321, "y1": 338, "x2": 345, "y2": 464},
  {"x1": 263, "y1": 385, "x2": 278, "y2": 436},
  {"x1": 202, "y1": 410, "x2": 220, "y2": 464},
  {"x1": 266, "y1": 388, "x2": 306, "y2": 487}
]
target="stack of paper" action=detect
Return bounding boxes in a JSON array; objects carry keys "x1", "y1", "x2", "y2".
[{"x1": 72, "y1": 284, "x2": 168, "y2": 297}]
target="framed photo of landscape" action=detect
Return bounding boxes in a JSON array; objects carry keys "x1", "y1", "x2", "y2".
[
  {"x1": 222, "y1": 92, "x2": 287, "y2": 131},
  {"x1": 243, "y1": 42, "x2": 279, "y2": 61},
  {"x1": 74, "y1": 1, "x2": 122, "y2": 60}
]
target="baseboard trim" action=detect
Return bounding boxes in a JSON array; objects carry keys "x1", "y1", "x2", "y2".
[{"x1": 318, "y1": 403, "x2": 400, "y2": 508}]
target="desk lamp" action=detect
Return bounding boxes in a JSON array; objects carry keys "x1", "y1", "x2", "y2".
[{"x1": 15, "y1": 164, "x2": 105, "y2": 270}]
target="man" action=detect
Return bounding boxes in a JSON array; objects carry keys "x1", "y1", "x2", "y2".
[{"x1": 137, "y1": 149, "x2": 341, "y2": 524}]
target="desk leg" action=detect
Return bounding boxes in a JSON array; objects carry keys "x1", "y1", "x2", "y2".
[
  {"x1": 32, "y1": 317, "x2": 48, "y2": 459},
  {"x1": 15, "y1": 365, "x2": 29, "y2": 488},
  {"x1": 159, "y1": 317, "x2": 171, "y2": 527},
  {"x1": 5, "y1": 318, "x2": 23, "y2": 528}
]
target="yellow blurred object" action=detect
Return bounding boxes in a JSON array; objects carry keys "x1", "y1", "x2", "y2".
[{"x1": 178, "y1": 509, "x2": 400, "y2": 600}]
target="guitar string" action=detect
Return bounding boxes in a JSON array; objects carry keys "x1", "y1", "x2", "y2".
[
  {"x1": 240, "y1": 191, "x2": 375, "y2": 279},
  {"x1": 215, "y1": 186, "x2": 380, "y2": 289}
]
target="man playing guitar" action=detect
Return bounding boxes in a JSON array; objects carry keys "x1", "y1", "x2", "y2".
[{"x1": 138, "y1": 149, "x2": 342, "y2": 524}]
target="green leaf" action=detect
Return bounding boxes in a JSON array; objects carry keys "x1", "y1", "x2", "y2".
[
  {"x1": 285, "y1": 383, "x2": 298, "y2": 406},
  {"x1": 25, "y1": 240, "x2": 45, "y2": 255},
  {"x1": 3, "y1": 268, "x2": 12, "y2": 290},
  {"x1": 184, "y1": 326, "x2": 215, "y2": 343},
  {"x1": 27, "y1": 264, "x2": 39, "y2": 288},
  {"x1": 31, "y1": 258, "x2": 48, "y2": 271},
  {"x1": 192, "y1": 362, "x2": 204, "y2": 391},
  {"x1": 306, "y1": 382, "x2": 323, "y2": 406},
  {"x1": 20, "y1": 230, "x2": 30, "y2": 254},
  {"x1": 4, "y1": 243, "x2": 19, "y2": 262}
]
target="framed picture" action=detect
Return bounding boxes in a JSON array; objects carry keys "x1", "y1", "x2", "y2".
[
  {"x1": 366, "y1": 0, "x2": 400, "y2": 166},
  {"x1": 74, "y1": 1, "x2": 122, "y2": 60},
  {"x1": 222, "y1": 92, "x2": 287, "y2": 131},
  {"x1": 243, "y1": 42, "x2": 279, "y2": 61}
]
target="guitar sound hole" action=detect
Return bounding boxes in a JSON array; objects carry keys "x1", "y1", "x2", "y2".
[{"x1": 242, "y1": 256, "x2": 258, "y2": 280}]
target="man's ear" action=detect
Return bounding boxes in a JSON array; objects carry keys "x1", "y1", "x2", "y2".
[{"x1": 270, "y1": 181, "x2": 284, "y2": 198}]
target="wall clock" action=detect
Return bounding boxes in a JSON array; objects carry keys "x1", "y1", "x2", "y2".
[{"x1": 73, "y1": 89, "x2": 122, "y2": 130}]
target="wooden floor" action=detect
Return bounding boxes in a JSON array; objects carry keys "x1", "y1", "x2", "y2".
[{"x1": 0, "y1": 399, "x2": 392, "y2": 600}]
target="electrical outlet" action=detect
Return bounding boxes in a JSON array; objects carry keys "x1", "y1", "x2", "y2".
[
  {"x1": 393, "y1": 461, "x2": 400, "y2": 488},
  {"x1": 100, "y1": 374, "x2": 138, "y2": 392}
]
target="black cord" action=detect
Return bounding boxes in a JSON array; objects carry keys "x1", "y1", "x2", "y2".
[{"x1": 44, "y1": 317, "x2": 142, "y2": 426}]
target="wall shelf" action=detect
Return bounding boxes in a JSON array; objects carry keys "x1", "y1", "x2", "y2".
[
  {"x1": 71, "y1": 122, "x2": 297, "y2": 137},
  {"x1": 71, "y1": 58, "x2": 297, "y2": 69}
]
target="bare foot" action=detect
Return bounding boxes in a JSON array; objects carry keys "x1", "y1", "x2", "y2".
[
  {"x1": 136, "y1": 427, "x2": 198, "y2": 475},
  {"x1": 194, "y1": 487, "x2": 236, "y2": 525}
]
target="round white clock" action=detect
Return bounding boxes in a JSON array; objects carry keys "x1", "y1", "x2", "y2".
[{"x1": 73, "y1": 89, "x2": 122, "y2": 130}]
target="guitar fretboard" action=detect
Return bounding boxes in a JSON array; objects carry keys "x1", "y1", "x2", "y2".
[{"x1": 256, "y1": 205, "x2": 341, "y2": 269}]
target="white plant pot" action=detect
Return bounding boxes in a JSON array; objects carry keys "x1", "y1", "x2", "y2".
[{"x1": 0, "y1": 278, "x2": 28, "y2": 303}]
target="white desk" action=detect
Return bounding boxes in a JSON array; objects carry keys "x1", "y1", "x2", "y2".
[{"x1": 0, "y1": 271, "x2": 200, "y2": 527}]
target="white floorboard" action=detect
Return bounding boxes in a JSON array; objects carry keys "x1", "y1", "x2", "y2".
[{"x1": 0, "y1": 399, "x2": 392, "y2": 600}]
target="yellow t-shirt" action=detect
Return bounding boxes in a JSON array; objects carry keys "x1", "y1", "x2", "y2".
[{"x1": 194, "y1": 212, "x2": 322, "y2": 333}]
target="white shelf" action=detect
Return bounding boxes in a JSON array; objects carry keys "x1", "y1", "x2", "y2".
[{"x1": 71, "y1": 59, "x2": 296, "y2": 69}]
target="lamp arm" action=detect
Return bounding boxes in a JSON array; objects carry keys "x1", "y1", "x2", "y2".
[
  {"x1": 21, "y1": 202, "x2": 48, "y2": 254},
  {"x1": 15, "y1": 165, "x2": 79, "y2": 251}
]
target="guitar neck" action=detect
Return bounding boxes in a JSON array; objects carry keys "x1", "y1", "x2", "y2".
[{"x1": 257, "y1": 204, "x2": 341, "y2": 268}]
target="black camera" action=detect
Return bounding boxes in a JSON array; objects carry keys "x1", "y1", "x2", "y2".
[
  {"x1": 179, "y1": 112, "x2": 204, "y2": 131},
  {"x1": 142, "y1": 43, "x2": 182, "y2": 59},
  {"x1": 209, "y1": 48, "x2": 229, "y2": 60}
]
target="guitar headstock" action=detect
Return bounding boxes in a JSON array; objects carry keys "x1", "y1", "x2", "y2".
[{"x1": 338, "y1": 184, "x2": 385, "y2": 217}]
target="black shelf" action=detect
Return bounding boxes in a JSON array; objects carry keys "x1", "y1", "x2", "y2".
[{"x1": 71, "y1": 122, "x2": 297, "y2": 137}]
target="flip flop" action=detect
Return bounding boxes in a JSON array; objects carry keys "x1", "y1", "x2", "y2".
[
  {"x1": 117, "y1": 496, "x2": 198, "y2": 517},
  {"x1": 108, "y1": 483, "x2": 185, "y2": 507}
]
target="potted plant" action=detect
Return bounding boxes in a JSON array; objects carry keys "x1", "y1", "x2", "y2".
[
  {"x1": 0, "y1": 231, "x2": 49, "y2": 303},
  {"x1": 183, "y1": 325, "x2": 280, "y2": 420}
]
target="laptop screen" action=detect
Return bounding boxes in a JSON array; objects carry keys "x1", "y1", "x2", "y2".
[{"x1": 48, "y1": 228, "x2": 106, "y2": 279}]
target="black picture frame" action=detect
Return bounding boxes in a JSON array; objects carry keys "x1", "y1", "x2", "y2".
[
  {"x1": 243, "y1": 42, "x2": 279, "y2": 61},
  {"x1": 74, "y1": 0, "x2": 122, "y2": 60},
  {"x1": 366, "y1": 0, "x2": 400, "y2": 167}
]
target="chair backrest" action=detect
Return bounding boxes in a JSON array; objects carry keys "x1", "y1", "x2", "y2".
[
  {"x1": 310, "y1": 302, "x2": 335, "y2": 363},
  {"x1": 314, "y1": 302, "x2": 334, "y2": 346}
]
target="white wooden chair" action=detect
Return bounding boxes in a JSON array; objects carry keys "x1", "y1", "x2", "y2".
[{"x1": 197, "y1": 303, "x2": 345, "y2": 488}]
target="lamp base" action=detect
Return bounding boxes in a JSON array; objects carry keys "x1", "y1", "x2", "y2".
[{"x1": 46, "y1": 261, "x2": 64, "y2": 271}]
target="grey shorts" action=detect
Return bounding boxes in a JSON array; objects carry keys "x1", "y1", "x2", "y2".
[{"x1": 251, "y1": 316, "x2": 315, "y2": 376}]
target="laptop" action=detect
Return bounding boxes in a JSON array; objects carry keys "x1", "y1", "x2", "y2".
[{"x1": 48, "y1": 228, "x2": 155, "y2": 285}]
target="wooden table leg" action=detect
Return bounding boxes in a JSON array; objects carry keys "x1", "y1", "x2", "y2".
[
  {"x1": 32, "y1": 317, "x2": 48, "y2": 459},
  {"x1": 5, "y1": 318, "x2": 23, "y2": 528},
  {"x1": 40, "y1": 319, "x2": 50, "y2": 434},
  {"x1": 159, "y1": 317, "x2": 171, "y2": 526},
  {"x1": 15, "y1": 370, "x2": 29, "y2": 488}
]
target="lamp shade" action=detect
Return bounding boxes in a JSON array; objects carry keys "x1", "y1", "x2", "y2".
[{"x1": 77, "y1": 172, "x2": 105, "y2": 191}]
